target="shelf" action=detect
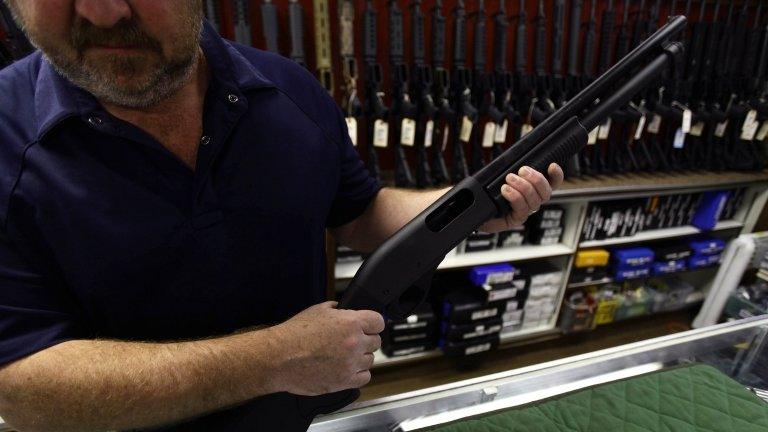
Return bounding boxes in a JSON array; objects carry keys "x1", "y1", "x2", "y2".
[
  {"x1": 372, "y1": 324, "x2": 557, "y2": 368},
  {"x1": 567, "y1": 277, "x2": 615, "y2": 289},
  {"x1": 578, "y1": 220, "x2": 743, "y2": 249},
  {"x1": 566, "y1": 266, "x2": 720, "y2": 289},
  {"x1": 336, "y1": 244, "x2": 574, "y2": 279}
]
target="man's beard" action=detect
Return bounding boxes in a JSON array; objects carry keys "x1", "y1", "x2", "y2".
[{"x1": 32, "y1": 10, "x2": 203, "y2": 108}]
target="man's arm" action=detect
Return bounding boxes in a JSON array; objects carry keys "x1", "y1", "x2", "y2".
[
  {"x1": 333, "y1": 164, "x2": 564, "y2": 252},
  {"x1": 0, "y1": 302, "x2": 384, "y2": 432}
]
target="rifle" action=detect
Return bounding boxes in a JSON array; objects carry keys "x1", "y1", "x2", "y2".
[
  {"x1": 598, "y1": 0, "x2": 616, "y2": 75},
  {"x1": 470, "y1": 0, "x2": 505, "y2": 174},
  {"x1": 410, "y1": 0, "x2": 437, "y2": 188},
  {"x1": 563, "y1": 0, "x2": 584, "y2": 177},
  {"x1": 288, "y1": 0, "x2": 307, "y2": 68},
  {"x1": 362, "y1": 0, "x2": 388, "y2": 183},
  {"x1": 313, "y1": 0, "x2": 334, "y2": 94},
  {"x1": 202, "y1": 0, "x2": 222, "y2": 34},
  {"x1": 232, "y1": 0, "x2": 253, "y2": 46},
  {"x1": 592, "y1": 0, "x2": 618, "y2": 173},
  {"x1": 578, "y1": 0, "x2": 598, "y2": 174},
  {"x1": 340, "y1": 17, "x2": 687, "y2": 320},
  {"x1": 449, "y1": 0, "x2": 477, "y2": 183},
  {"x1": 492, "y1": 0, "x2": 516, "y2": 159},
  {"x1": 429, "y1": 0, "x2": 453, "y2": 185},
  {"x1": 260, "y1": 0, "x2": 279, "y2": 53},
  {"x1": 630, "y1": 0, "x2": 647, "y2": 49},
  {"x1": 531, "y1": 0, "x2": 555, "y2": 126},
  {"x1": 388, "y1": 0, "x2": 418, "y2": 187},
  {"x1": 0, "y1": 2, "x2": 32, "y2": 60},
  {"x1": 514, "y1": 0, "x2": 533, "y2": 142},
  {"x1": 550, "y1": 0, "x2": 567, "y2": 107},
  {"x1": 339, "y1": 0, "x2": 363, "y2": 151}
]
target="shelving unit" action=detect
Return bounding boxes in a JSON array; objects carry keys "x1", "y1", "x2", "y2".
[
  {"x1": 334, "y1": 172, "x2": 768, "y2": 368},
  {"x1": 566, "y1": 266, "x2": 721, "y2": 290}
]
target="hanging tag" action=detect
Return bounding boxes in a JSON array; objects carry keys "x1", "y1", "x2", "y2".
[
  {"x1": 741, "y1": 118, "x2": 759, "y2": 141},
  {"x1": 588, "y1": 127, "x2": 599, "y2": 145},
  {"x1": 494, "y1": 119, "x2": 509, "y2": 143},
  {"x1": 745, "y1": 109, "x2": 758, "y2": 128},
  {"x1": 520, "y1": 123, "x2": 533, "y2": 137},
  {"x1": 757, "y1": 121, "x2": 768, "y2": 141},
  {"x1": 647, "y1": 114, "x2": 662, "y2": 134},
  {"x1": 373, "y1": 119, "x2": 389, "y2": 148},
  {"x1": 345, "y1": 117, "x2": 358, "y2": 146},
  {"x1": 459, "y1": 116, "x2": 473, "y2": 142},
  {"x1": 673, "y1": 127, "x2": 685, "y2": 149},
  {"x1": 482, "y1": 122, "x2": 496, "y2": 148},
  {"x1": 689, "y1": 121, "x2": 705, "y2": 137},
  {"x1": 715, "y1": 120, "x2": 728, "y2": 138},
  {"x1": 597, "y1": 118, "x2": 612, "y2": 140},
  {"x1": 424, "y1": 120, "x2": 435, "y2": 148},
  {"x1": 634, "y1": 115, "x2": 647, "y2": 140},
  {"x1": 682, "y1": 109, "x2": 692, "y2": 134},
  {"x1": 400, "y1": 118, "x2": 417, "y2": 146},
  {"x1": 442, "y1": 124, "x2": 450, "y2": 151}
]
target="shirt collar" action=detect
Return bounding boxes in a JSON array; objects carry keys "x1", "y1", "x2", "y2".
[{"x1": 33, "y1": 19, "x2": 275, "y2": 141}]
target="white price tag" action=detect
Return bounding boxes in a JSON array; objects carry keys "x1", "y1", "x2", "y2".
[
  {"x1": 634, "y1": 115, "x2": 646, "y2": 140},
  {"x1": 647, "y1": 114, "x2": 662, "y2": 134},
  {"x1": 597, "y1": 117, "x2": 612, "y2": 140},
  {"x1": 494, "y1": 119, "x2": 509, "y2": 143},
  {"x1": 442, "y1": 124, "x2": 450, "y2": 151},
  {"x1": 673, "y1": 127, "x2": 685, "y2": 149},
  {"x1": 482, "y1": 122, "x2": 496, "y2": 148},
  {"x1": 588, "y1": 127, "x2": 599, "y2": 145},
  {"x1": 459, "y1": 116, "x2": 473, "y2": 142},
  {"x1": 757, "y1": 121, "x2": 768, "y2": 141},
  {"x1": 520, "y1": 123, "x2": 533, "y2": 137},
  {"x1": 682, "y1": 109, "x2": 692, "y2": 134},
  {"x1": 373, "y1": 119, "x2": 389, "y2": 148},
  {"x1": 424, "y1": 120, "x2": 435, "y2": 148},
  {"x1": 690, "y1": 121, "x2": 705, "y2": 137},
  {"x1": 746, "y1": 109, "x2": 758, "y2": 128},
  {"x1": 345, "y1": 117, "x2": 358, "y2": 146},
  {"x1": 741, "y1": 118, "x2": 759, "y2": 141},
  {"x1": 400, "y1": 118, "x2": 416, "y2": 146},
  {"x1": 715, "y1": 120, "x2": 728, "y2": 138}
]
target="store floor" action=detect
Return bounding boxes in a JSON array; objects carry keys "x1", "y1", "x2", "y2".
[{"x1": 361, "y1": 309, "x2": 696, "y2": 402}]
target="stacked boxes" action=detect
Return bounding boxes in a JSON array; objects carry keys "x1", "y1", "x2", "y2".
[
  {"x1": 516, "y1": 262, "x2": 563, "y2": 331},
  {"x1": 381, "y1": 303, "x2": 439, "y2": 357},
  {"x1": 688, "y1": 238, "x2": 725, "y2": 269},
  {"x1": 527, "y1": 206, "x2": 565, "y2": 245},
  {"x1": 592, "y1": 287, "x2": 621, "y2": 325},
  {"x1": 440, "y1": 287, "x2": 505, "y2": 356},
  {"x1": 651, "y1": 243, "x2": 692, "y2": 276},
  {"x1": 612, "y1": 247, "x2": 654, "y2": 281},
  {"x1": 469, "y1": 264, "x2": 530, "y2": 331},
  {"x1": 560, "y1": 291, "x2": 596, "y2": 333},
  {"x1": 571, "y1": 249, "x2": 610, "y2": 284}
]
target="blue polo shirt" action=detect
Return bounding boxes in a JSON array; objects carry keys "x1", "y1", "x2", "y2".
[{"x1": 0, "y1": 22, "x2": 379, "y2": 430}]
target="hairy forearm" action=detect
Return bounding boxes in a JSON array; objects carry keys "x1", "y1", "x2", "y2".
[
  {"x1": 334, "y1": 187, "x2": 449, "y2": 252},
  {"x1": 0, "y1": 330, "x2": 280, "y2": 432}
]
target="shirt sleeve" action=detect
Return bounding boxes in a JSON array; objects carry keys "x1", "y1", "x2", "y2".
[
  {"x1": 326, "y1": 112, "x2": 381, "y2": 228},
  {"x1": 0, "y1": 229, "x2": 84, "y2": 366}
]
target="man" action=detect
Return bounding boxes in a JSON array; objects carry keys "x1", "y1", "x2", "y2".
[{"x1": 0, "y1": 1, "x2": 563, "y2": 431}]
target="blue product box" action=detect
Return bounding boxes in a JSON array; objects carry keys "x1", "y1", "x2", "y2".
[
  {"x1": 652, "y1": 259, "x2": 687, "y2": 275},
  {"x1": 469, "y1": 263, "x2": 516, "y2": 286},
  {"x1": 692, "y1": 191, "x2": 730, "y2": 230},
  {"x1": 689, "y1": 253, "x2": 722, "y2": 269},
  {"x1": 613, "y1": 247, "x2": 655, "y2": 267},
  {"x1": 689, "y1": 238, "x2": 726, "y2": 256},
  {"x1": 614, "y1": 265, "x2": 651, "y2": 281}
]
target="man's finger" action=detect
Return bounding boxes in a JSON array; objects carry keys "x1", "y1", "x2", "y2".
[
  {"x1": 361, "y1": 334, "x2": 382, "y2": 353},
  {"x1": 507, "y1": 172, "x2": 541, "y2": 212},
  {"x1": 357, "y1": 352, "x2": 375, "y2": 371},
  {"x1": 519, "y1": 166, "x2": 552, "y2": 202},
  {"x1": 357, "y1": 310, "x2": 386, "y2": 335},
  {"x1": 501, "y1": 184, "x2": 528, "y2": 220},
  {"x1": 548, "y1": 163, "x2": 565, "y2": 189},
  {"x1": 351, "y1": 370, "x2": 372, "y2": 388}
]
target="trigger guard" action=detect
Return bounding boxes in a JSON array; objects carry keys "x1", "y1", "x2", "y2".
[{"x1": 385, "y1": 271, "x2": 434, "y2": 320}]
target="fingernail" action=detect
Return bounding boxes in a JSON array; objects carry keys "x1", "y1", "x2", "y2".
[
  {"x1": 519, "y1": 166, "x2": 531, "y2": 176},
  {"x1": 502, "y1": 185, "x2": 512, "y2": 193},
  {"x1": 506, "y1": 173, "x2": 515, "y2": 183}
]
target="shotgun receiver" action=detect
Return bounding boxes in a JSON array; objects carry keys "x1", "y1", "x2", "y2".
[{"x1": 339, "y1": 16, "x2": 687, "y2": 318}]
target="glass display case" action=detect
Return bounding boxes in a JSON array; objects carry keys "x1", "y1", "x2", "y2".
[{"x1": 309, "y1": 315, "x2": 768, "y2": 432}]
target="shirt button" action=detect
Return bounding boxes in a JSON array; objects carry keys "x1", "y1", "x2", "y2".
[
  {"x1": 227, "y1": 94, "x2": 239, "y2": 103},
  {"x1": 200, "y1": 135, "x2": 211, "y2": 146},
  {"x1": 88, "y1": 116, "x2": 102, "y2": 126}
]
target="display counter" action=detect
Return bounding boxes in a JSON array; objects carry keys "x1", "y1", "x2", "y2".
[{"x1": 310, "y1": 315, "x2": 768, "y2": 431}]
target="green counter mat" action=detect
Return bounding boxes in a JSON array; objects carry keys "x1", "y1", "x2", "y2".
[{"x1": 428, "y1": 364, "x2": 768, "y2": 432}]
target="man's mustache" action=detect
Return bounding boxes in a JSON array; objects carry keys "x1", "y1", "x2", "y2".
[{"x1": 71, "y1": 18, "x2": 162, "y2": 53}]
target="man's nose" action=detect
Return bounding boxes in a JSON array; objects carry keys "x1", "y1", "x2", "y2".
[{"x1": 74, "y1": 0, "x2": 132, "y2": 28}]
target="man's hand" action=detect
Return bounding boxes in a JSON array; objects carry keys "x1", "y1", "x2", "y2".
[
  {"x1": 479, "y1": 163, "x2": 565, "y2": 233},
  {"x1": 268, "y1": 301, "x2": 385, "y2": 396}
]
